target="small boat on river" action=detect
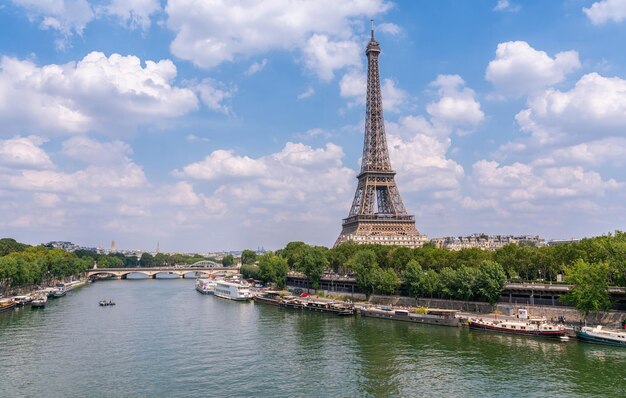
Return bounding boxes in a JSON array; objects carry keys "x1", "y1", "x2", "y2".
[
  {"x1": 576, "y1": 325, "x2": 626, "y2": 347},
  {"x1": 360, "y1": 306, "x2": 460, "y2": 327},
  {"x1": 468, "y1": 317, "x2": 566, "y2": 337},
  {"x1": 0, "y1": 298, "x2": 16, "y2": 313},
  {"x1": 31, "y1": 294, "x2": 47, "y2": 308},
  {"x1": 99, "y1": 300, "x2": 116, "y2": 306},
  {"x1": 253, "y1": 290, "x2": 282, "y2": 306},
  {"x1": 280, "y1": 298, "x2": 355, "y2": 316},
  {"x1": 13, "y1": 295, "x2": 33, "y2": 306}
]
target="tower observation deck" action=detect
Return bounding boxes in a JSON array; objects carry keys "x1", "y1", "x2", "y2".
[{"x1": 335, "y1": 22, "x2": 427, "y2": 248}]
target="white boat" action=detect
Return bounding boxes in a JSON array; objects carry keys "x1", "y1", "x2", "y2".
[
  {"x1": 576, "y1": 325, "x2": 626, "y2": 347},
  {"x1": 195, "y1": 278, "x2": 217, "y2": 295},
  {"x1": 468, "y1": 317, "x2": 566, "y2": 337},
  {"x1": 31, "y1": 294, "x2": 47, "y2": 308},
  {"x1": 214, "y1": 280, "x2": 251, "y2": 301}
]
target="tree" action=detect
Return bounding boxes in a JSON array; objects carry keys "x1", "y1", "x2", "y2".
[
  {"x1": 373, "y1": 267, "x2": 401, "y2": 295},
  {"x1": 241, "y1": 249, "x2": 257, "y2": 265},
  {"x1": 476, "y1": 260, "x2": 507, "y2": 305},
  {"x1": 295, "y1": 246, "x2": 328, "y2": 289},
  {"x1": 140, "y1": 253, "x2": 154, "y2": 267},
  {"x1": 563, "y1": 259, "x2": 612, "y2": 316},
  {"x1": 347, "y1": 249, "x2": 379, "y2": 297},
  {"x1": 222, "y1": 254, "x2": 235, "y2": 266},
  {"x1": 240, "y1": 264, "x2": 260, "y2": 280},
  {"x1": 279, "y1": 241, "x2": 309, "y2": 269},
  {"x1": 0, "y1": 238, "x2": 28, "y2": 256},
  {"x1": 388, "y1": 246, "x2": 413, "y2": 273},
  {"x1": 326, "y1": 242, "x2": 359, "y2": 274},
  {"x1": 402, "y1": 259, "x2": 423, "y2": 298},
  {"x1": 153, "y1": 253, "x2": 168, "y2": 267},
  {"x1": 420, "y1": 270, "x2": 440, "y2": 299}
]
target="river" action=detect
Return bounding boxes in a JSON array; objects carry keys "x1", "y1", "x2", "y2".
[{"x1": 1, "y1": 278, "x2": 624, "y2": 397}]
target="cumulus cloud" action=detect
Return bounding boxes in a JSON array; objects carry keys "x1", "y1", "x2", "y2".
[
  {"x1": 486, "y1": 41, "x2": 580, "y2": 98},
  {"x1": 166, "y1": 0, "x2": 391, "y2": 78},
  {"x1": 377, "y1": 22, "x2": 402, "y2": 36},
  {"x1": 12, "y1": 0, "x2": 161, "y2": 48},
  {"x1": 297, "y1": 86, "x2": 315, "y2": 100},
  {"x1": 97, "y1": 0, "x2": 161, "y2": 30},
  {"x1": 194, "y1": 78, "x2": 236, "y2": 114},
  {"x1": 584, "y1": 0, "x2": 626, "y2": 25},
  {"x1": 0, "y1": 136, "x2": 53, "y2": 169},
  {"x1": 515, "y1": 72, "x2": 626, "y2": 146},
  {"x1": 426, "y1": 74, "x2": 484, "y2": 133},
  {"x1": 0, "y1": 52, "x2": 198, "y2": 136}
]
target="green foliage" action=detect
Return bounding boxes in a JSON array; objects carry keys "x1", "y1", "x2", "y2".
[
  {"x1": 241, "y1": 249, "x2": 257, "y2": 265},
  {"x1": 278, "y1": 241, "x2": 308, "y2": 269},
  {"x1": 563, "y1": 259, "x2": 612, "y2": 316},
  {"x1": 347, "y1": 249, "x2": 379, "y2": 296},
  {"x1": 295, "y1": 246, "x2": 328, "y2": 289},
  {"x1": 401, "y1": 259, "x2": 423, "y2": 298},
  {"x1": 240, "y1": 265, "x2": 260, "y2": 280},
  {"x1": 140, "y1": 252, "x2": 155, "y2": 267},
  {"x1": 476, "y1": 260, "x2": 507, "y2": 304},
  {"x1": 221, "y1": 254, "x2": 235, "y2": 267},
  {"x1": 373, "y1": 267, "x2": 401, "y2": 295},
  {"x1": 0, "y1": 238, "x2": 28, "y2": 257}
]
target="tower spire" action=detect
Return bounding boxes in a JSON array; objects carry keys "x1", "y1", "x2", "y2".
[{"x1": 371, "y1": 19, "x2": 374, "y2": 40}]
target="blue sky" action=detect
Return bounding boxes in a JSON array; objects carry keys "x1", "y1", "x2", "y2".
[{"x1": 1, "y1": 0, "x2": 626, "y2": 252}]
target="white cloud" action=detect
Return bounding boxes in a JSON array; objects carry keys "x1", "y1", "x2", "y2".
[
  {"x1": 12, "y1": 0, "x2": 161, "y2": 48},
  {"x1": 176, "y1": 150, "x2": 267, "y2": 181},
  {"x1": 166, "y1": 0, "x2": 391, "y2": 77},
  {"x1": 339, "y1": 70, "x2": 409, "y2": 112},
  {"x1": 97, "y1": 0, "x2": 161, "y2": 30},
  {"x1": 302, "y1": 34, "x2": 361, "y2": 81},
  {"x1": 194, "y1": 78, "x2": 236, "y2": 114},
  {"x1": 584, "y1": 0, "x2": 626, "y2": 25},
  {"x1": 486, "y1": 41, "x2": 580, "y2": 97},
  {"x1": 515, "y1": 72, "x2": 626, "y2": 146},
  {"x1": 493, "y1": 0, "x2": 520, "y2": 12},
  {"x1": 0, "y1": 136, "x2": 52, "y2": 169},
  {"x1": 426, "y1": 74, "x2": 484, "y2": 132},
  {"x1": 12, "y1": 0, "x2": 94, "y2": 48},
  {"x1": 0, "y1": 52, "x2": 198, "y2": 136},
  {"x1": 377, "y1": 22, "x2": 402, "y2": 36},
  {"x1": 245, "y1": 59, "x2": 268, "y2": 76},
  {"x1": 297, "y1": 86, "x2": 315, "y2": 100}
]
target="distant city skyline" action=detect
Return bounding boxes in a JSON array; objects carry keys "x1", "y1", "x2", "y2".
[{"x1": 1, "y1": 1, "x2": 626, "y2": 251}]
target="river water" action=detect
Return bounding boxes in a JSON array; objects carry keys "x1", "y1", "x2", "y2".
[{"x1": 1, "y1": 278, "x2": 624, "y2": 397}]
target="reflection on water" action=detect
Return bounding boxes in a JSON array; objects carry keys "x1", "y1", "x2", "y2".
[{"x1": 1, "y1": 280, "x2": 624, "y2": 398}]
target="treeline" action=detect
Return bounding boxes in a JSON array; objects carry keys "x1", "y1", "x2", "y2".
[
  {"x1": 240, "y1": 231, "x2": 626, "y2": 312},
  {"x1": 0, "y1": 239, "x2": 91, "y2": 290}
]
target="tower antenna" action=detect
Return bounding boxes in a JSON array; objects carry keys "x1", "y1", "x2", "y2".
[{"x1": 370, "y1": 19, "x2": 375, "y2": 39}]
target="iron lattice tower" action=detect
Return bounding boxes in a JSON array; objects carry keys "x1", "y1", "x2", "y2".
[{"x1": 335, "y1": 23, "x2": 426, "y2": 248}]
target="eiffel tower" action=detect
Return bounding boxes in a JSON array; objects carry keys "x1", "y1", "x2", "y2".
[{"x1": 335, "y1": 22, "x2": 427, "y2": 248}]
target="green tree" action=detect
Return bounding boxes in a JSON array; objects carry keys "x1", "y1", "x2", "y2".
[
  {"x1": 153, "y1": 253, "x2": 168, "y2": 267},
  {"x1": 563, "y1": 259, "x2": 612, "y2": 316},
  {"x1": 347, "y1": 249, "x2": 379, "y2": 297},
  {"x1": 476, "y1": 260, "x2": 507, "y2": 305},
  {"x1": 241, "y1": 249, "x2": 257, "y2": 265},
  {"x1": 295, "y1": 246, "x2": 328, "y2": 289},
  {"x1": 420, "y1": 270, "x2": 440, "y2": 299},
  {"x1": 402, "y1": 259, "x2": 423, "y2": 298},
  {"x1": 279, "y1": 241, "x2": 309, "y2": 269},
  {"x1": 326, "y1": 242, "x2": 359, "y2": 274},
  {"x1": 222, "y1": 254, "x2": 235, "y2": 266},
  {"x1": 388, "y1": 246, "x2": 413, "y2": 273},
  {"x1": 373, "y1": 267, "x2": 401, "y2": 295},
  {"x1": 240, "y1": 264, "x2": 260, "y2": 280},
  {"x1": 140, "y1": 252, "x2": 155, "y2": 267},
  {"x1": 0, "y1": 238, "x2": 28, "y2": 256}
]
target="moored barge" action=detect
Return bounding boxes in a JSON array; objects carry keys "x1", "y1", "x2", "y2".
[
  {"x1": 360, "y1": 306, "x2": 460, "y2": 327},
  {"x1": 576, "y1": 325, "x2": 626, "y2": 347},
  {"x1": 253, "y1": 290, "x2": 282, "y2": 306},
  {"x1": 468, "y1": 317, "x2": 566, "y2": 337},
  {"x1": 280, "y1": 298, "x2": 355, "y2": 316}
]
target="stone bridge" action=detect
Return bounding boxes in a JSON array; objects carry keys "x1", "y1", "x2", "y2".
[{"x1": 88, "y1": 265, "x2": 239, "y2": 279}]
